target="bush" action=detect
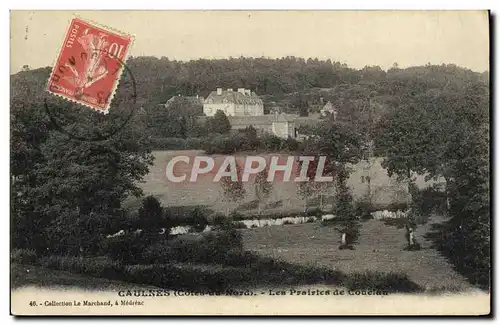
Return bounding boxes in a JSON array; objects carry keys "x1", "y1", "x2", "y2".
[
  {"x1": 138, "y1": 196, "x2": 169, "y2": 235},
  {"x1": 411, "y1": 186, "x2": 448, "y2": 217},
  {"x1": 186, "y1": 207, "x2": 209, "y2": 232},
  {"x1": 229, "y1": 211, "x2": 246, "y2": 221},
  {"x1": 203, "y1": 228, "x2": 243, "y2": 252},
  {"x1": 39, "y1": 255, "x2": 123, "y2": 279},
  {"x1": 137, "y1": 226, "x2": 244, "y2": 266},
  {"x1": 403, "y1": 242, "x2": 422, "y2": 251},
  {"x1": 11, "y1": 248, "x2": 37, "y2": 264},
  {"x1": 101, "y1": 233, "x2": 150, "y2": 263},
  {"x1": 123, "y1": 264, "x2": 247, "y2": 292},
  {"x1": 384, "y1": 202, "x2": 409, "y2": 212},
  {"x1": 306, "y1": 217, "x2": 316, "y2": 223},
  {"x1": 302, "y1": 207, "x2": 322, "y2": 217},
  {"x1": 354, "y1": 200, "x2": 375, "y2": 221},
  {"x1": 140, "y1": 241, "x2": 176, "y2": 264},
  {"x1": 283, "y1": 220, "x2": 294, "y2": 225},
  {"x1": 382, "y1": 217, "x2": 409, "y2": 229},
  {"x1": 342, "y1": 271, "x2": 422, "y2": 293},
  {"x1": 232, "y1": 221, "x2": 248, "y2": 229},
  {"x1": 211, "y1": 214, "x2": 227, "y2": 226}
]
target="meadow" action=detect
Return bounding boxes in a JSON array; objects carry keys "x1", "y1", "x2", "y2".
[
  {"x1": 132, "y1": 150, "x2": 443, "y2": 215},
  {"x1": 12, "y1": 215, "x2": 475, "y2": 293},
  {"x1": 242, "y1": 216, "x2": 474, "y2": 292}
]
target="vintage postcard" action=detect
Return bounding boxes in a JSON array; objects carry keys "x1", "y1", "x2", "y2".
[{"x1": 10, "y1": 10, "x2": 491, "y2": 316}]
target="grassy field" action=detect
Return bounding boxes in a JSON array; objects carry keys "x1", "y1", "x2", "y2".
[
  {"x1": 10, "y1": 264, "x2": 158, "y2": 291},
  {"x1": 12, "y1": 215, "x2": 478, "y2": 293},
  {"x1": 130, "y1": 150, "x2": 442, "y2": 215},
  {"x1": 241, "y1": 215, "x2": 475, "y2": 292}
]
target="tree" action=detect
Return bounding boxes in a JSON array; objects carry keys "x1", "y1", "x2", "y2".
[
  {"x1": 330, "y1": 165, "x2": 360, "y2": 249},
  {"x1": 292, "y1": 94, "x2": 309, "y2": 116},
  {"x1": 240, "y1": 125, "x2": 259, "y2": 151},
  {"x1": 219, "y1": 164, "x2": 246, "y2": 216},
  {"x1": 11, "y1": 68, "x2": 154, "y2": 256},
  {"x1": 375, "y1": 83, "x2": 490, "y2": 287},
  {"x1": 208, "y1": 110, "x2": 231, "y2": 134},
  {"x1": 188, "y1": 207, "x2": 209, "y2": 232},
  {"x1": 254, "y1": 168, "x2": 273, "y2": 215},
  {"x1": 138, "y1": 196, "x2": 167, "y2": 237},
  {"x1": 295, "y1": 157, "x2": 325, "y2": 213},
  {"x1": 144, "y1": 97, "x2": 202, "y2": 139},
  {"x1": 297, "y1": 180, "x2": 317, "y2": 213},
  {"x1": 297, "y1": 120, "x2": 363, "y2": 213}
]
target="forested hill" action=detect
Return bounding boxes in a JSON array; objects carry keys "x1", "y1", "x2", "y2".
[{"x1": 13, "y1": 57, "x2": 489, "y2": 110}]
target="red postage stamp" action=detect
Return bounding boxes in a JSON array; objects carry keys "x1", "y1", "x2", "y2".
[{"x1": 47, "y1": 17, "x2": 133, "y2": 114}]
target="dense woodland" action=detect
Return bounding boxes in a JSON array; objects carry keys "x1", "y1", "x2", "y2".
[{"x1": 11, "y1": 57, "x2": 490, "y2": 289}]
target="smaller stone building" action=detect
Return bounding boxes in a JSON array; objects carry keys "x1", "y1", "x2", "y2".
[
  {"x1": 228, "y1": 113, "x2": 296, "y2": 139},
  {"x1": 271, "y1": 113, "x2": 296, "y2": 139},
  {"x1": 321, "y1": 101, "x2": 338, "y2": 119}
]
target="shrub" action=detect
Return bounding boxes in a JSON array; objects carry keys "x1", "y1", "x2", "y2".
[
  {"x1": 403, "y1": 242, "x2": 422, "y2": 251},
  {"x1": 283, "y1": 220, "x2": 294, "y2": 225},
  {"x1": 139, "y1": 227, "x2": 245, "y2": 266},
  {"x1": 385, "y1": 202, "x2": 409, "y2": 212},
  {"x1": 39, "y1": 255, "x2": 123, "y2": 280},
  {"x1": 150, "y1": 137, "x2": 189, "y2": 150},
  {"x1": 354, "y1": 200, "x2": 375, "y2": 221},
  {"x1": 305, "y1": 208, "x2": 323, "y2": 217},
  {"x1": 382, "y1": 217, "x2": 408, "y2": 229},
  {"x1": 140, "y1": 241, "x2": 176, "y2": 264},
  {"x1": 411, "y1": 186, "x2": 448, "y2": 217},
  {"x1": 229, "y1": 211, "x2": 246, "y2": 221},
  {"x1": 11, "y1": 248, "x2": 37, "y2": 264},
  {"x1": 232, "y1": 221, "x2": 248, "y2": 229},
  {"x1": 203, "y1": 228, "x2": 243, "y2": 252},
  {"x1": 211, "y1": 214, "x2": 227, "y2": 226},
  {"x1": 186, "y1": 207, "x2": 209, "y2": 232},
  {"x1": 306, "y1": 217, "x2": 316, "y2": 223},
  {"x1": 123, "y1": 264, "x2": 247, "y2": 292},
  {"x1": 101, "y1": 233, "x2": 149, "y2": 263},
  {"x1": 138, "y1": 196, "x2": 168, "y2": 235},
  {"x1": 342, "y1": 271, "x2": 422, "y2": 293}
]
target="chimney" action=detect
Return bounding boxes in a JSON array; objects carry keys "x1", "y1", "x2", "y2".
[
  {"x1": 227, "y1": 88, "x2": 233, "y2": 92},
  {"x1": 217, "y1": 88, "x2": 222, "y2": 95},
  {"x1": 237, "y1": 88, "x2": 245, "y2": 95},
  {"x1": 245, "y1": 89, "x2": 251, "y2": 96}
]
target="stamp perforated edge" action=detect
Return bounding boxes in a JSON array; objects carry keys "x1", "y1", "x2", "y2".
[{"x1": 45, "y1": 15, "x2": 135, "y2": 115}]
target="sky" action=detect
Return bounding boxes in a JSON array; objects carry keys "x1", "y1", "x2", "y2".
[{"x1": 10, "y1": 10, "x2": 490, "y2": 74}]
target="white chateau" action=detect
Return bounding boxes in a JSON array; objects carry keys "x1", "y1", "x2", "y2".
[{"x1": 203, "y1": 88, "x2": 264, "y2": 117}]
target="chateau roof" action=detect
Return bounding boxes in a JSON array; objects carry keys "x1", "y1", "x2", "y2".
[{"x1": 205, "y1": 89, "x2": 263, "y2": 105}]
